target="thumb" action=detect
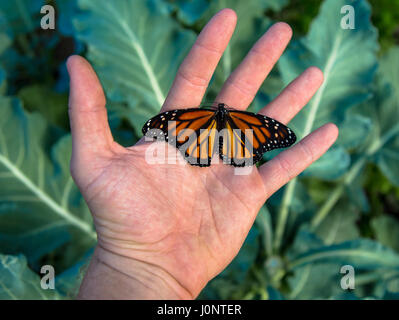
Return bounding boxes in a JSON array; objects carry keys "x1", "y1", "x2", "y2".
[{"x1": 67, "y1": 55, "x2": 114, "y2": 183}]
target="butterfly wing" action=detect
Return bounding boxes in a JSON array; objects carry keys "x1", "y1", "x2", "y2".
[
  {"x1": 142, "y1": 108, "x2": 218, "y2": 166},
  {"x1": 219, "y1": 116, "x2": 257, "y2": 167},
  {"x1": 221, "y1": 110, "x2": 296, "y2": 166}
]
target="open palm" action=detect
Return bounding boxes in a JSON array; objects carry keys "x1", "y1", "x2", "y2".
[{"x1": 68, "y1": 9, "x2": 338, "y2": 300}]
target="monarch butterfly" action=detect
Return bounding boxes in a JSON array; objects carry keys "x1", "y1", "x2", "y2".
[{"x1": 142, "y1": 103, "x2": 296, "y2": 167}]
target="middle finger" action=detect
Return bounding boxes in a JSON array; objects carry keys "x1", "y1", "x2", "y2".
[{"x1": 216, "y1": 22, "x2": 292, "y2": 110}]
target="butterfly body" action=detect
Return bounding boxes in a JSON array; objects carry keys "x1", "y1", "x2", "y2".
[{"x1": 142, "y1": 103, "x2": 296, "y2": 167}]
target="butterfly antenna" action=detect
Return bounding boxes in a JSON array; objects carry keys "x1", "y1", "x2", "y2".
[{"x1": 200, "y1": 100, "x2": 235, "y2": 109}]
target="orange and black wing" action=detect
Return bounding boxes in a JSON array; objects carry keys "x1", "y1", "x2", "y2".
[
  {"x1": 142, "y1": 108, "x2": 218, "y2": 166},
  {"x1": 221, "y1": 110, "x2": 296, "y2": 166}
]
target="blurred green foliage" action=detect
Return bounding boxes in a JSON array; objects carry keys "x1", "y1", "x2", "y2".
[{"x1": 0, "y1": 0, "x2": 398, "y2": 300}]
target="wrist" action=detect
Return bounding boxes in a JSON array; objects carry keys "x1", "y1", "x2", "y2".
[{"x1": 77, "y1": 245, "x2": 193, "y2": 300}]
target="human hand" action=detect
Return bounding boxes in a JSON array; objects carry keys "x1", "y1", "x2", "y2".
[{"x1": 68, "y1": 9, "x2": 338, "y2": 299}]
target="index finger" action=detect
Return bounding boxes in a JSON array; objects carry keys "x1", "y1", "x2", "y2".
[{"x1": 161, "y1": 9, "x2": 237, "y2": 112}]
